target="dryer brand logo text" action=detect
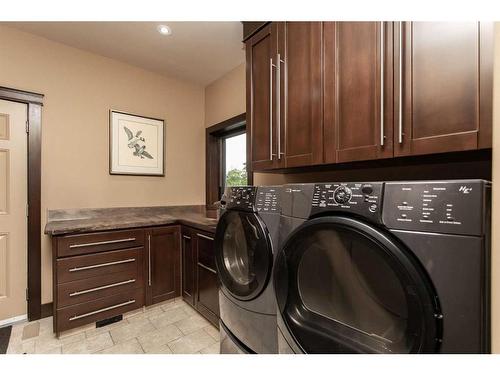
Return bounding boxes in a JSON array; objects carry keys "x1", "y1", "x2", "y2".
[{"x1": 459, "y1": 186, "x2": 472, "y2": 194}]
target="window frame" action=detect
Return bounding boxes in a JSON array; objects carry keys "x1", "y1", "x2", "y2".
[{"x1": 206, "y1": 113, "x2": 251, "y2": 210}]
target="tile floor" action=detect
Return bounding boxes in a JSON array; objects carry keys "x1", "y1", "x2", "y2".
[{"x1": 6, "y1": 297, "x2": 220, "y2": 354}]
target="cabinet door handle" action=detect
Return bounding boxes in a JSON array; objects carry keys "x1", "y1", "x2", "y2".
[
  {"x1": 380, "y1": 22, "x2": 385, "y2": 146},
  {"x1": 269, "y1": 57, "x2": 275, "y2": 161},
  {"x1": 276, "y1": 53, "x2": 284, "y2": 159},
  {"x1": 398, "y1": 21, "x2": 404, "y2": 144},
  {"x1": 182, "y1": 235, "x2": 191, "y2": 240},
  {"x1": 198, "y1": 262, "x2": 217, "y2": 275},
  {"x1": 68, "y1": 300, "x2": 136, "y2": 321},
  {"x1": 69, "y1": 237, "x2": 135, "y2": 249},
  {"x1": 148, "y1": 234, "x2": 152, "y2": 286},
  {"x1": 69, "y1": 258, "x2": 135, "y2": 272},
  {"x1": 196, "y1": 233, "x2": 214, "y2": 241},
  {"x1": 69, "y1": 279, "x2": 136, "y2": 297}
]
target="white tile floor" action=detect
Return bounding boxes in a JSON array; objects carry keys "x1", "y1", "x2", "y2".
[{"x1": 6, "y1": 298, "x2": 220, "y2": 354}]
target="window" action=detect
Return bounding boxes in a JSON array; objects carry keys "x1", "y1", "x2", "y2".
[
  {"x1": 206, "y1": 113, "x2": 251, "y2": 209},
  {"x1": 223, "y1": 132, "x2": 247, "y2": 187}
]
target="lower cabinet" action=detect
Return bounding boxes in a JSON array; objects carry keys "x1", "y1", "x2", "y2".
[
  {"x1": 181, "y1": 227, "x2": 196, "y2": 306},
  {"x1": 52, "y1": 224, "x2": 218, "y2": 334},
  {"x1": 194, "y1": 231, "x2": 220, "y2": 326},
  {"x1": 181, "y1": 228, "x2": 220, "y2": 327},
  {"x1": 145, "y1": 226, "x2": 181, "y2": 306}
]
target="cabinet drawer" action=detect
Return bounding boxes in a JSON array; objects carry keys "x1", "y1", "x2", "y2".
[
  {"x1": 196, "y1": 232, "x2": 215, "y2": 270},
  {"x1": 56, "y1": 229, "x2": 144, "y2": 257},
  {"x1": 56, "y1": 289, "x2": 144, "y2": 333},
  {"x1": 57, "y1": 247, "x2": 143, "y2": 284},
  {"x1": 57, "y1": 269, "x2": 143, "y2": 308}
]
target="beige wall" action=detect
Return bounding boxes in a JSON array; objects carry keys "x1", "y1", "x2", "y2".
[
  {"x1": 0, "y1": 26, "x2": 206, "y2": 303},
  {"x1": 205, "y1": 63, "x2": 245, "y2": 127},
  {"x1": 491, "y1": 22, "x2": 500, "y2": 353}
]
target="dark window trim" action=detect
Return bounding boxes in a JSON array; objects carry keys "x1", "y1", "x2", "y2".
[
  {"x1": 0, "y1": 86, "x2": 43, "y2": 321},
  {"x1": 206, "y1": 113, "x2": 251, "y2": 210}
]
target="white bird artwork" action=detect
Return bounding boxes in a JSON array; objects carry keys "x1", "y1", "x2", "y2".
[
  {"x1": 123, "y1": 126, "x2": 154, "y2": 159},
  {"x1": 124, "y1": 126, "x2": 145, "y2": 148}
]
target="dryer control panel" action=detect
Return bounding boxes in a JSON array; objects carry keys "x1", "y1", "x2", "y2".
[
  {"x1": 310, "y1": 182, "x2": 384, "y2": 222},
  {"x1": 223, "y1": 186, "x2": 257, "y2": 211},
  {"x1": 255, "y1": 186, "x2": 281, "y2": 213},
  {"x1": 382, "y1": 180, "x2": 489, "y2": 236}
]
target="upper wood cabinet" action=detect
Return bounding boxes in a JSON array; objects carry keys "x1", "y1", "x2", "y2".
[
  {"x1": 395, "y1": 22, "x2": 493, "y2": 156},
  {"x1": 247, "y1": 22, "x2": 324, "y2": 171},
  {"x1": 245, "y1": 22, "x2": 493, "y2": 171},
  {"x1": 279, "y1": 22, "x2": 324, "y2": 168},
  {"x1": 246, "y1": 23, "x2": 278, "y2": 171},
  {"x1": 324, "y1": 22, "x2": 394, "y2": 164},
  {"x1": 145, "y1": 226, "x2": 180, "y2": 306}
]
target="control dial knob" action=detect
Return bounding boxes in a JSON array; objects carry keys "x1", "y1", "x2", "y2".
[{"x1": 334, "y1": 186, "x2": 352, "y2": 204}]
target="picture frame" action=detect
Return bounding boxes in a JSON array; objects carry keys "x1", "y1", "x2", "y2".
[{"x1": 109, "y1": 110, "x2": 165, "y2": 176}]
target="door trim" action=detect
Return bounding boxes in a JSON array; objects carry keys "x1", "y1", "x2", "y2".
[{"x1": 0, "y1": 86, "x2": 43, "y2": 321}]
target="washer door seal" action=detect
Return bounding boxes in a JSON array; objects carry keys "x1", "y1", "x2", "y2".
[{"x1": 215, "y1": 210, "x2": 272, "y2": 301}]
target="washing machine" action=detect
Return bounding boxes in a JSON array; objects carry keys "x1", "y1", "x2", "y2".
[
  {"x1": 215, "y1": 186, "x2": 281, "y2": 353},
  {"x1": 274, "y1": 180, "x2": 490, "y2": 354}
]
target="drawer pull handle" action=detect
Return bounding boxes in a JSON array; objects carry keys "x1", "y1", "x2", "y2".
[
  {"x1": 198, "y1": 262, "x2": 217, "y2": 275},
  {"x1": 68, "y1": 299, "x2": 136, "y2": 321},
  {"x1": 69, "y1": 279, "x2": 136, "y2": 297},
  {"x1": 69, "y1": 258, "x2": 136, "y2": 272},
  {"x1": 196, "y1": 233, "x2": 214, "y2": 241},
  {"x1": 182, "y1": 235, "x2": 192, "y2": 240},
  {"x1": 69, "y1": 237, "x2": 136, "y2": 249}
]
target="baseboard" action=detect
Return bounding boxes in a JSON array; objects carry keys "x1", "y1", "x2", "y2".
[
  {"x1": 0, "y1": 314, "x2": 27, "y2": 328},
  {"x1": 40, "y1": 303, "x2": 53, "y2": 319}
]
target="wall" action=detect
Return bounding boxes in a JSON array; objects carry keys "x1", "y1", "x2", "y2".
[
  {"x1": 491, "y1": 22, "x2": 500, "y2": 353},
  {"x1": 204, "y1": 63, "x2": 245, "y2": 127},
  {"x1": 0, "y1": 25, "x2": 206, "y2": 303}
]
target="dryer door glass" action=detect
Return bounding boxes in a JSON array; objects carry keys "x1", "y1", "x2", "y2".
[
  {"x1": 274, "y1": 216, "x2": 440, "y2": 353},
  {"x1": 215, "y1": 211, "x2": 272, "y2": 301}
]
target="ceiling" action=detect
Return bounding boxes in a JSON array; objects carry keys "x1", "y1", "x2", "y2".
[{"x1": 6, "y1": 22, "x2": 245, "y2": 86}]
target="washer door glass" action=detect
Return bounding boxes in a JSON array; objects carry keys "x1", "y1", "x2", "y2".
[
  {"x1": 215, "y1": 210, "x2": 272, "y2": 301},
  {"x1": 274, "y1": 216, "x2": 441, "y2": 353}
]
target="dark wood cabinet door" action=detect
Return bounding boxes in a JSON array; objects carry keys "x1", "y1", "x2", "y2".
[
  {"x1": 395, "y1": 22, "x2": 493, "y2": 156},
  {"x1": 181, "y1": 228, "x2": 195, "y2": 307},
  {"x1": 324, "y1": 22, "x2": 394, "y2": 164},
  {"x1": 279, "y1": 22, "x2": 323, "y2": 168},
  {"x1": 195, "y1": 232, "x2": 219, "y2": 326},
  {"x1": 246, "y1": 23, "x2": 278, "y2": 171},
  {"x1": 146, "y1": 226, "x2": 180, "y2": 305}
]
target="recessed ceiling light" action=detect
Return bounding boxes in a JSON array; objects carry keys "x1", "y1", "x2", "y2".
[{"x1": 157, "y1": 25, "x2": 172, "y2": 36}]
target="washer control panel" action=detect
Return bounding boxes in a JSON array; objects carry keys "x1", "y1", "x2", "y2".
[
  {"x1": 311, "y1": 182, "x2": 383, "y2": 221},
  {"x1": 224, "y1": 186, "x2": 257, "y2": 211},
  {"x1": 382, "y1": 180, "x2": 489, "y2": 236},
  {"x1": 255, "y1": 186, "x2": 281, "y2": 213}
]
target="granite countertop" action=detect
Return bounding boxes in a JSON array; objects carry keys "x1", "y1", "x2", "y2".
[{"x1": 44, "y1": 205, "x2": 219, "y2": 236}]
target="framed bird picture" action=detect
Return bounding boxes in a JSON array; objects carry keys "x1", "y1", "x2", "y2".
[{"x1": 109, "y1": 110, "x2": 165, "y2": 176}]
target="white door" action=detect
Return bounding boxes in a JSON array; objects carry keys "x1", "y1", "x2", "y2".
[{"x1": 0, "y1": 99, "x2": 28, "y2": 323}]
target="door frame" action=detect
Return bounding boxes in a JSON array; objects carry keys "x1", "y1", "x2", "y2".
[{"x1": 0, "y1": 86, "x2": 43, "y2": 321}]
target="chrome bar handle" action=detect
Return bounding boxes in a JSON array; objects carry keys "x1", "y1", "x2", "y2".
[
  {"x1": 182, "y1": 235, "x2": 191, "y2": 240},
  {"x1": 69, "y1": 279, "x2": 136, "y2": 297},
  {"x1": 380, "y1": 22, "x2": 385, "y2": 146},
  {"x1": 399, "y1": 21, "x2": 404, "y2": 144},
  {"x1": 69, "y1": 237, "x2": 136, "y2": 249},
  {"x1": 198, "y1": 262, "x2": 217, "y2": 275},
  {"x1": 269, "y1": 57, "x2": 274, "y2": 161},
  {"x1": 69, "y1": 258, "x2": 136, "y2": 272},
  {"x1": 276, "y1": 53, "x2": 284, "y2": 159},
  {"x1": 196, "y1": 233, "x2": 214, "y2": 241},
  {"x1": 68, "y1": 300, "x2": 136, "y2": 321},
  {"x1": 148, "y1": 234, "x2": 152, "y2": 286}
]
